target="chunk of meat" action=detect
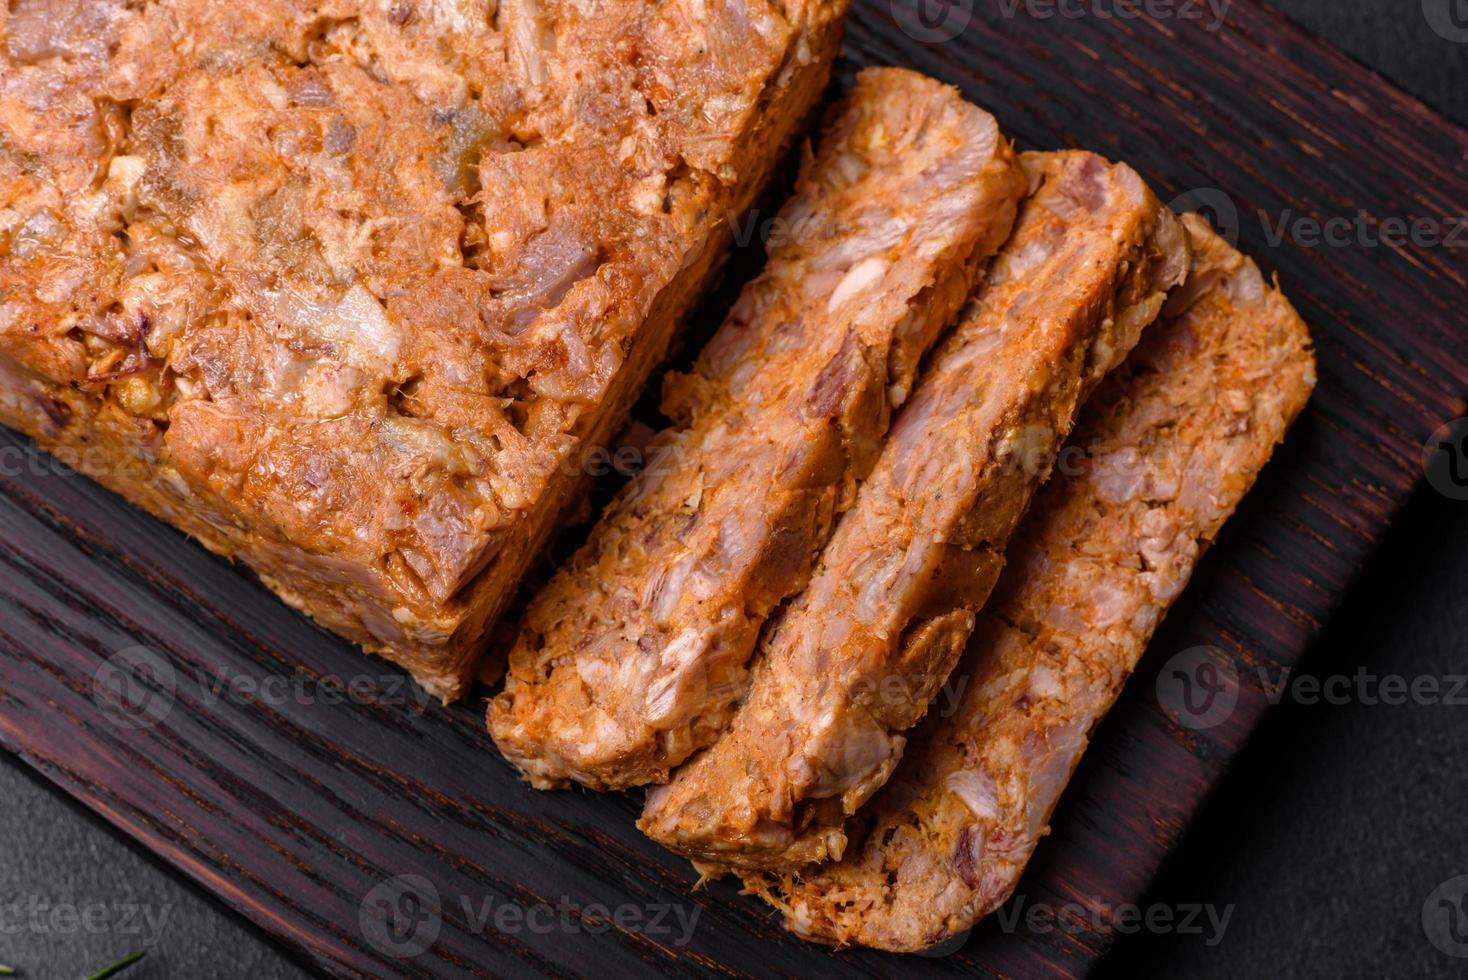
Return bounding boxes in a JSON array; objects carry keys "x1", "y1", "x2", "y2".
[
  {"x1": 489, "y1": 68, "x2": 1027, "y2": 789},
  {"x1": 756, "y1": 214, "x2": 1315, "y2": 951},
  {"x1": 0, "y1": 0, "x2": 848, "y2": 699},
  {"x1": 638, "y1": 151, "x2": 1190, "y2": 873}
]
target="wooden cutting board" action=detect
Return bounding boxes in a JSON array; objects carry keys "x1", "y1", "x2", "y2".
[{"x1": 2, "y1": 2, "x2": 1465, "y2": 976}]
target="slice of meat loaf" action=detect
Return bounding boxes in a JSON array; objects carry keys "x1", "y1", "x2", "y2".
[
  {"x1": 489, "y1": 68, "x2": 1027, "y2": 789},
  {"x1": 0, "y1": 0, "x2": 847, "y2": 700},
  {"x1": 756, "y1": 213, "x2": 1316, "y2": 952},
  {"x1": 639, "y1": 151, "x2": 1190, "y2": 873}
]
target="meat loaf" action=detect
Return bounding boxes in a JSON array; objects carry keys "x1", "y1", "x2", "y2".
[
  {"x1": 0, "y1": 0, "x2": 847, "y2": 699},
  {"x1": 639, "y1": 151, "x2": 1190, "y2": 874},
  {"x1": 489, "y1": 68, "x2": 1027, "y2": 790},
  {"x1": 757, "y1": 213, "x2": 1316, "y2": 951}
]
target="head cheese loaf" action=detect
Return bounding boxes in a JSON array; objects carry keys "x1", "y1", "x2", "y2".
[
  {"x1": 757, "y1": 214, "x2": 1315, "y2": 952},
  {"x1": 639, "y1": 151, "x2": 1191, "y2": 873},
  {"x1": 0, "y1": 0, "x2": 847, "y2": 699},
  {"x1": 490, "y1": 68, "x2": 1027, "y2": 789}
]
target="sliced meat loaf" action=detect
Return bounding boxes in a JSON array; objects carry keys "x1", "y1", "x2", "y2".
[
  {"x1": 639, "y1": 151, "x2": 1190, "y2": 873},
  {"x1": 490, "y1": 68, "x2": 1027, "y2": 789},
  {"x1": 756, "y1": 213, "x2": 1316, "y2": 951}
]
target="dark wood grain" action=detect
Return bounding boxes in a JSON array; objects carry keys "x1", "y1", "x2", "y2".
[{"x1": 3, "y1": 2, "x2": 1467, "y2": 977}]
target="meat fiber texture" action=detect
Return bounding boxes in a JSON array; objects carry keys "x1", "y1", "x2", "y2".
[
  {"x1": 639, "y1": 151, "x2": 1191, "y2": 874},
  {"x1": 0, "y1": 0, "x2": 848, "y2": 699},
  {"x1": 490, "y1": 68, "x2": 1027, "y2": 789},
  {"x1": 757, "y1": 214, "x2": 1316, "y2": 952}
]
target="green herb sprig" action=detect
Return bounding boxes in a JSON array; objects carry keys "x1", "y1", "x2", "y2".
[{"x1": 86, "y1": 950, "x2": 147, "y2": 980}]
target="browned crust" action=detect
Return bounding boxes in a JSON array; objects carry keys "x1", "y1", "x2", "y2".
[
  {"x1": 638, "y1": 151, "x2": 1191, "y2": 873},
  {"x1": 0, "y1": 0, "x2": 848, "y2": 700},
  {"x1": 757, "y1": 213, "x2": 1316, "y2": 951},
  {"x1": 488, "y1": 68, "x2": 1028, "y2": 789}
]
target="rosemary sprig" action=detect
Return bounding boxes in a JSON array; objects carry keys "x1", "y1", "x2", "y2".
[{"x1": 86, "y1": 951, "x2": 146, "y2": 980}]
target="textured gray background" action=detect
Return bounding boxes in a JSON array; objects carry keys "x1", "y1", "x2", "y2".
[{"x1": 2, "y1": 2, "x2": 1465, "y2": 977}]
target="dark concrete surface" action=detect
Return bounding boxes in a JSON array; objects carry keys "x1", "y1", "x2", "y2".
[{"x1": 2, "y1": 2, "x2": 1464, "y2": 977}]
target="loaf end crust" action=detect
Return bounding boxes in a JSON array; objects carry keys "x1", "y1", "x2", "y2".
[{"x1": 0, "y1": 0, "x2": 847, "y2": 698}]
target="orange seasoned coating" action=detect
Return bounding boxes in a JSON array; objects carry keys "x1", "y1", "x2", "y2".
[
  {"x1": 0, "y1": 0, "x2": 847, "y2": 698},
  {"x1": 639, "y1": 151, "x2": 1190, "y2": 874},
  {"x1": 489, "y1": 68, "x2": 1027, "y2": 790},
  {"x1": 758, "y1": 214, "x2": 1315, "y2": 951}
]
